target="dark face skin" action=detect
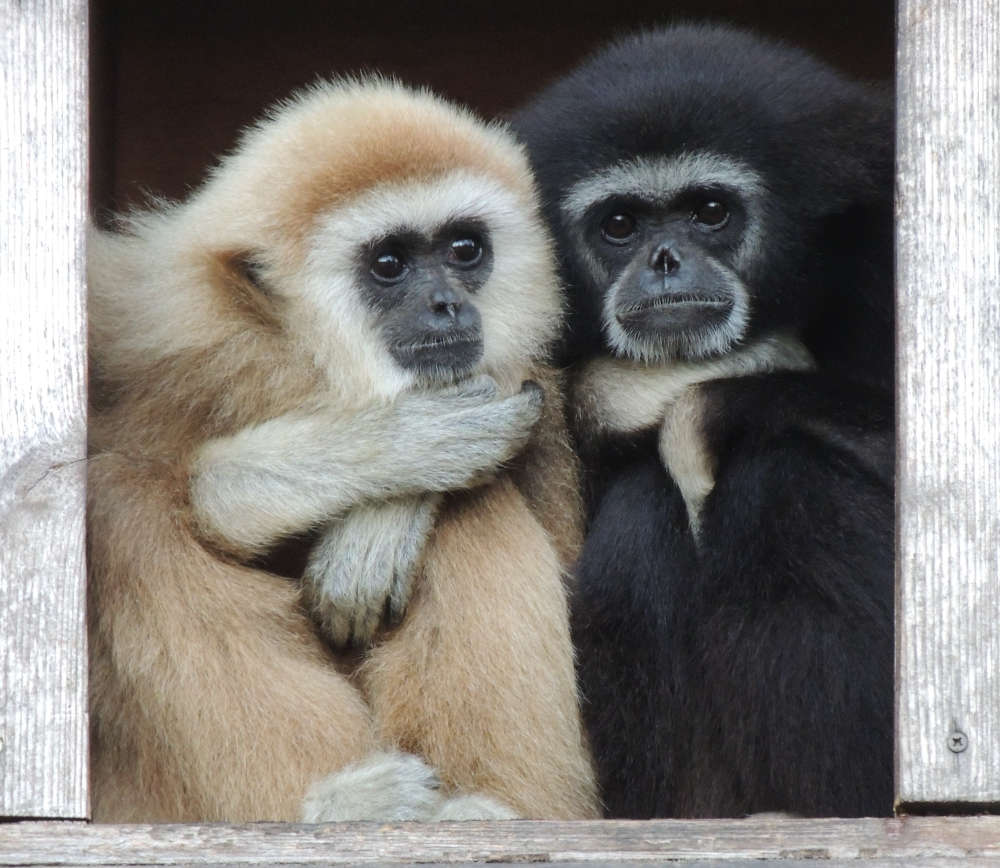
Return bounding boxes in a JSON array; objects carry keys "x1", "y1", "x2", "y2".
[
  {"x1": 359, "y1": 220, "x2": 493, "y2": 382},
  {"x1": 584, "y1": 187, "x2": 747, "y2": 347}
]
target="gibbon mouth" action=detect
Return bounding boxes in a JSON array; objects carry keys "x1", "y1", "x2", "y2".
[
  {"x1": 617, "y1": 294, "x2": 732, "y2": 319},
  {"x1": 405, "y1": 334, "x2": 483, "y2": 352},
  {"x1": 391, "y1": 332, "x2": 484, "y2": 375},
  {"x1": 616, "y1": 294, "x2": 734, "y2": 336}
]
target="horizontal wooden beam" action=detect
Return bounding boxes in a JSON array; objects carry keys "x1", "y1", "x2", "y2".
[{"x1": 2, "y1": 817, "x2": 1000, "y2": 865}]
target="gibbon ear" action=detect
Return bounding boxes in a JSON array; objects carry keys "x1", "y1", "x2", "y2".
[{"x1": 215, "y1": 249, "x2": 282, "y2": 328}]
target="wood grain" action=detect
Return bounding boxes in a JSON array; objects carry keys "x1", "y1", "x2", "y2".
[
  {"x1": 0, "y1": 0, "x2": 89, "y2": 818},
  {"x1": 895, "y1": 0, "x2": 1000, "y2": 808},
  {"x1": 2, "y1": 817, "x2": 1000, "y2": 865}
]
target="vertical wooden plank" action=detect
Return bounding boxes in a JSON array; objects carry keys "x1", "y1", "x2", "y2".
[
  {"x1": 896, "y1": 0, "x2": 1000, "y2": 807},
  {"x1": 0, "y1": 0, "x2": 89, "y2": 818}
]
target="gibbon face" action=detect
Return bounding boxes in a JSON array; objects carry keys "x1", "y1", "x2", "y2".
[
  {"x1": 360, "y1": 215, "x2": 491, "y2": 381},
  {"x1": 512, "y1": 25, "x2": 894, "y2": 375},
  {"x1": 97, "y1": 80, "x2": 562, "y2": 410},
  {"x1": 558, "y1": 153, "x2": 764, "y2": 363},
  {"x1": 297, "y1": 167, "x2": 558, "y2": 396}
]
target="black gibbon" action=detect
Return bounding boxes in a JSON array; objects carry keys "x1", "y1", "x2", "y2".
[
  {"x1": 512, "y1": 24, "x2": 895, "y2": 818},
  {"x1": 88, "y1": 78, "x2": 598, "y2": 822}
]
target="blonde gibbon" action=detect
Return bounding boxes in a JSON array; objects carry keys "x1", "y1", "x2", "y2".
[{"x1": 87, "y1": 78, "x2": 598, "y2": 823}]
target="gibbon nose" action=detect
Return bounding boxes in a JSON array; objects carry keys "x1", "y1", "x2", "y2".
[
  {"x1": 428, "y1": 287, "x2": 463, "y2": 319},
  {"x1": 649, "y1": 244, "x2": 681, "y2": 276}
]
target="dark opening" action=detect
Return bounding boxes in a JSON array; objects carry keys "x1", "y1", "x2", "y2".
[{"x1": 88, "y1": 0, "x2": 894, "y2": 219}]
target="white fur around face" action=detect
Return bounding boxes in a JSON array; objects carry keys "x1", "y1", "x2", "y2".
[
  {"x1": 601, "y1": 257, "x2": 751, "y2": 364},
  {"x1": 561, "y1": 152, "x2": 766, "y2": 273},
  {"x1": 299, "y1": 170, "x2": 560, "y2": 401},
  {"x1": 561, "y1": 152, "x2": 767, "y2": 363}
]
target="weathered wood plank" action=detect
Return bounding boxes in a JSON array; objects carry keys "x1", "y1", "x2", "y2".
[
  {"x1": 1, "y1": 818, "x2": 1000, "y2": 865},
  {"x1": 0, "y1": 0, "x2": 89, "y2": 818},
  {"x1": 13, "y1": 863, "x2": 998, "y2": 868},
  {"x1": 895, "y1": 0, "x2": 1000, "y2": 808}
]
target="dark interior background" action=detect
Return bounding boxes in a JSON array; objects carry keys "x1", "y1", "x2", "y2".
[{"x1": 89, "y1": 0, "x2": 895, "y2": 221}]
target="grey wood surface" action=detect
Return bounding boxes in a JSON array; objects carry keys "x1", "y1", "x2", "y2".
[
  {"x1": 2, "y1": 817, "x2": 1000, "y2": 865},
  {"x1": 0, "y1": 0, "x2": 90, "y2": 818},
  {"x1": 895, "y1": 0, "x2": 1000, "y2": 808}
]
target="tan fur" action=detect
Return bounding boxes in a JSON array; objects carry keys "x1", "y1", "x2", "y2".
[
  {"x1": 360, "y1": 477, "x2": 595, "y2": 819},
  {"x1": 87, "y1": 454, "x2": 377, "y2": 821},
  {"x1": 659, "y1": 388, "x2": 716, "y2": 539},
  {"x1": 508, "y1": 366, "x2": 585, "y2": 570},
  {"x1": 88, "y1": 78, "x2": 596, "y2": 821},
  {"x1": 206, "y1": 83, "x2": 538, "y2": 264}
]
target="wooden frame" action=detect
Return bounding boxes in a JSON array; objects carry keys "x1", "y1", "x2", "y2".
[
  {"x1": 894, "y1": 0, "x2": 1000, "y2": 810},
  {"x1": 2, "y1": 817, "x2": 1000, "y2": 865},
  {"x1": 1, "y1": 0, "x2": 998, "y2": 861},
  {"x1": 0, "y1": 0, "x2": 89, "y2": 821}
]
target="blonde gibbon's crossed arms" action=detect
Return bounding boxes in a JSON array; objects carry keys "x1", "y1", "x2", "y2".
[{"x1": 87, "y1": 78, "x2": 598, "y2": 823}]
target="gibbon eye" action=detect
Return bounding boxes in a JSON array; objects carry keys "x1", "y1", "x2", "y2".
[
  {"x1": 691, "y1": 200, "x2": 729, "y2": 229},
  {"x1": 449, "y1": 236, "x2": 483, "y2": 266},
  {"x1": 601, "y1": 212, "x2": 637, "y2": 244},
  {"x1": 371, "y1": 251, "x2": 407, "y2": 282}
]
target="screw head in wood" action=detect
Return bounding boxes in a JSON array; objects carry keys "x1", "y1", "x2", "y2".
[{"x1": 947, "y1": 730, "x2": 968, "y2": 753}]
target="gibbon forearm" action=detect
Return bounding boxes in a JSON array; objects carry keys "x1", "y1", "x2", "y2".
[
  {"x1": 303, "y1": 366, "x2": 579, "y2": 650},
  {"x1": 572, "y1": 333, "x2": 814, "y2": 439},
  {"x1": 190, "y1": 380, "x2": 542, "y2": 555},
  {"x1": 303, "y1": 493, "x2": 443, "y2": 647}
]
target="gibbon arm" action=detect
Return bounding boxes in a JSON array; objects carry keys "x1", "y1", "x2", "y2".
[
  {"x1": 302, "y1": 365, "x2": 583, "y2": 648},
  {"x1": 190, "y1": 376, "x2": 542, "y2": 557},
  {"x1": 572, "y1": 334, "x2": 813, "y2": 439},
  {"x1": 303, "y1": 493, "x2": 442, "y2": 647}
]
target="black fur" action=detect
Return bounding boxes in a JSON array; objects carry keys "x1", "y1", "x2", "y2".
[
  {"x1": 512, "y1": 24, "x2": 895, "y2": 817},
  {"x1": 513, "y1": 24, "x2": 894, "y2": 384}
]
